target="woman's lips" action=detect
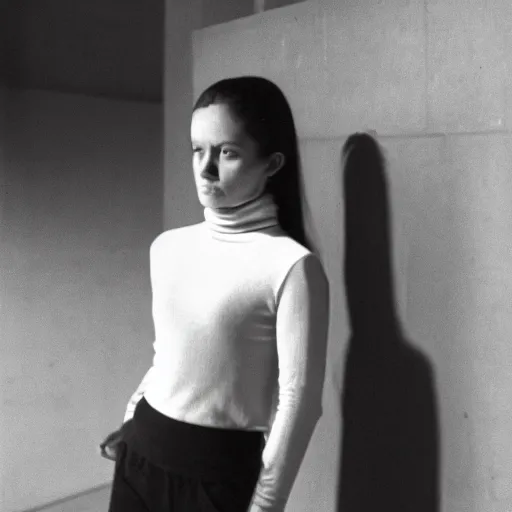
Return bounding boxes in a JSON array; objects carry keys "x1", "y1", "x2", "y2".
[{"x1": 200, "y1": 183, "x2": 221, "y2": 195}]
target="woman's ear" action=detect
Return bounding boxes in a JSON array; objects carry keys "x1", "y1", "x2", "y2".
[{"x1": 266, "y1": 152, "x2": 286, "y2": 178}]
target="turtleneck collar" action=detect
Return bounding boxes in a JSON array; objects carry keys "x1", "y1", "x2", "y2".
[{"x1": 204, "y1": 193, "x2": 278, "y2": 235}]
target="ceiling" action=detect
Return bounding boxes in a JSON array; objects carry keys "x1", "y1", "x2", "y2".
[
  {"x1": 3, "y1": 0, "x2": 165, "y2": 103},
  {"x1": 1, "y1": 0, "x2": 306, "y2": 103}
]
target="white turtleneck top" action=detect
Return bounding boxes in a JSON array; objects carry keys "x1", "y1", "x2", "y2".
[{"x1": 123, "y1": 194, "x2": 330, "y2": 512}]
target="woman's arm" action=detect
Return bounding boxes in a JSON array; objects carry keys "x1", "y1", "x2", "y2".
[
  {"x1": 123, "y1": 233, "x2": 163, "y2": 424},
  {"x1": 250, "y1": 254, "x2": 330, "y2": 512}
]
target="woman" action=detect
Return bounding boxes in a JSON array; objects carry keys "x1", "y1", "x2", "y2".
[{"x1": 100, "y1": 76, "x2": 330, "y2": 512}]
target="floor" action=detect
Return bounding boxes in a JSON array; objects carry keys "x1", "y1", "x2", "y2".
[{"x1": 33, "y1": 485, "x2": 111, "y2": 512}]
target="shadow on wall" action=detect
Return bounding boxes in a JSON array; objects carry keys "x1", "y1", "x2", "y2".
[{"x1": 337, "y1": 134, "x2": 440, "y2": 512}]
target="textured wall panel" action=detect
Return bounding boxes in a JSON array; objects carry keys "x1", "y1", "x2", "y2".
[
  {"x1": 193, "y1": 0, "x2": 427, "y2": 137},
  {"x1": 426, "y1": 0, "x2": 510, "y2": 133}
]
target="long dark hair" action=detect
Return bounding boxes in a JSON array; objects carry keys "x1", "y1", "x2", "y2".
[{"x1": 192, "y1": 76, "x2": 311, "y2": 251}]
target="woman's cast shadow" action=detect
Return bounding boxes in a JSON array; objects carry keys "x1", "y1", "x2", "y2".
[{"x1": 337, "y1": 133, "x2": 440, "y2": 512}]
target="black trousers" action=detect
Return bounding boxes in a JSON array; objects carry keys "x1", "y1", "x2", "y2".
[{"x1": 108, "y1": 398, "x2": 265, "y2": 512}]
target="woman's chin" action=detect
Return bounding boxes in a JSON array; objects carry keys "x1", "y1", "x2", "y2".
[{"x1": 198, "y1": 195, "x2": 223, "y2": 209}]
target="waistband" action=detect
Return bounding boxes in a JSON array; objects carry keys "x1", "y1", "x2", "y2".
[{"x1": 124, "y1": 397, "x2": 265, "y2": 481}]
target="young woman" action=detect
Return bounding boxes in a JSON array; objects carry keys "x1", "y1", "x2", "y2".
[{"x1": 100, "y1": 76, "x2": 330, "y2": 512}]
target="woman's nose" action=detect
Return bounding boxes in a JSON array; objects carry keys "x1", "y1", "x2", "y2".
[{"x1": 200, "y1": 154, "x2": 218, "y2": 179}]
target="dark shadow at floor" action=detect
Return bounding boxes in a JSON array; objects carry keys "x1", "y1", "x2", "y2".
[{"x1": 337, "y1": 133, "x2": 440, "y2": 512}]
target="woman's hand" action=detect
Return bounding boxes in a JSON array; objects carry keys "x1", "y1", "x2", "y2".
[{"x1": 99, "y1": 429, "x2": 124, "y2": 461}]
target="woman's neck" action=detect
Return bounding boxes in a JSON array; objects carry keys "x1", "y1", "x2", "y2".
[{"x1": 204, "y1": 193, "x2": 278, "y2": 235}]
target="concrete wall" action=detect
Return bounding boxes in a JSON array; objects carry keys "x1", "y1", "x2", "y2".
[
  {"x1": 1, "y1": 90, "x2": 162, "y2": 512},
  {"x1": 1, "y1": 86, "x2": 7, "y2": 512},
  {"x1": 163, "y1": 0, "x2": 204, "y2": 230},
  {"x1": 201, "y1": 0, "x2": 254, "y2": 28},
  {"x1": 166, "y1": 1, "x2": 512, "y2": 511}
]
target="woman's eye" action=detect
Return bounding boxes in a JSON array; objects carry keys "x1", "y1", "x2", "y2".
[{"x1": 222, "y1": 149, "x2": 238, "y2": 158}]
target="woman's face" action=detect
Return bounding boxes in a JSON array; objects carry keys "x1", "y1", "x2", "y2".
[{"x1": 190, "y1": 103, "x2": 281, "y2": 209}]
